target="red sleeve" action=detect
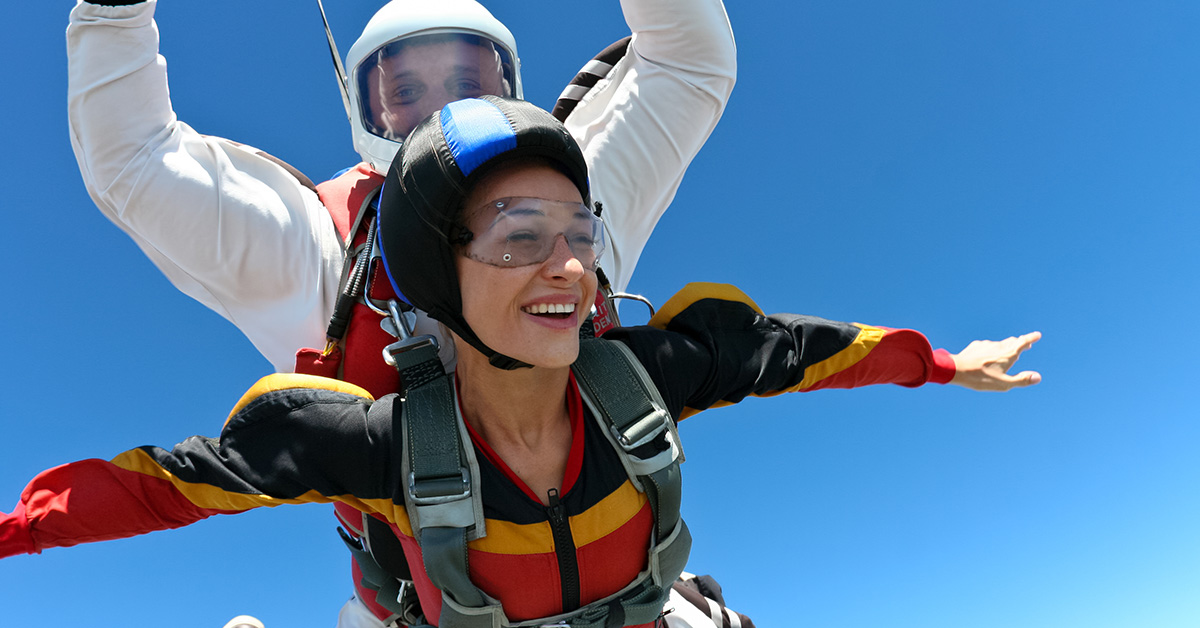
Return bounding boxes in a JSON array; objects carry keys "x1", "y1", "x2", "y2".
[
  {"x1": 802, "y1": 328, "x2": 956, "y2": 391},
  {"x1": 1, "y1": 459, "x2": 236, "y2": 558},
  {"x1": 0, "y1": 500, "x2": 35, "y2": 559}
]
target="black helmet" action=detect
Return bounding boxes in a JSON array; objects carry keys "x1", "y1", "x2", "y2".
[{"x1": 378, "y1": 95, "x2": 590, "y2": 370}]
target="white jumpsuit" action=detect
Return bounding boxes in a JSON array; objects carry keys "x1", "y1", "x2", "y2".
[{"x1": 67, "y1": 0, "x2": 737, "y2": 373}]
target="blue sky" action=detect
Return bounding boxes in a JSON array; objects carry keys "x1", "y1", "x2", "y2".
[{"x1": 2, "y1": 1, "x2": 1199, "y2": 626}]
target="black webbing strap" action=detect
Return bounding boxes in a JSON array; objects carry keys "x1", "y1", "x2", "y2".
[
  {"x1": 572, "y1": 338, "x2": 682, "y2": 541},
  {"x1": 350, "y1": 514, "x2": 422, "y2": 621},
  {"x1": 338, "y1": 517, "x2": 423, "y2": 624},
  {"x1": 574, "y1": 340, "x2": 663, "y2": 439},
  {"x1": 404, "y1": 376, "x2": 481, "y2": 592},
  {"x1": 402, "y1": 374, "x2": 498, "y2": 628}
]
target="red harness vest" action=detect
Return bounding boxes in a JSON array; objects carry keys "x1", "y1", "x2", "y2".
[
  {"x1": 294, "y1": 164, "x2": 401, "y2": 399},
  {"x1": 292, "y1": 164, "x2": 413, "y2": 622}
]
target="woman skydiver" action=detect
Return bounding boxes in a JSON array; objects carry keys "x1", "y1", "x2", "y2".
[{"x1": 0, "y1": 97, "x2": 1039, "y2": 627}]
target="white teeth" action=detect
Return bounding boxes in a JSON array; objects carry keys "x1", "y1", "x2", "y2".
[{"x1": 523, "y1": 303, "x2": 576, "y2": 315}]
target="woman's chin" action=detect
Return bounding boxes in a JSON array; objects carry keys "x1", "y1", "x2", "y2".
[{"x1": 506, "y1": 340, "x2": 581, "y2": 370}]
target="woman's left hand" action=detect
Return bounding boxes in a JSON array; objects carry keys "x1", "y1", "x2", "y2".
[{"x1": 949, "y1": 331, "x2": 1042, "y2": 392}]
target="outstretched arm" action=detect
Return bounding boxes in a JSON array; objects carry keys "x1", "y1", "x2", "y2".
[
  {"x1": 0, "y1": 375, "x2": 396, "y2": 559},
  {"x1": 0, "y1": 456, "x2": 234, "y2": 559},
  {"x1": 609, "y1": 283, "x2": 1041, "y2": 420}
]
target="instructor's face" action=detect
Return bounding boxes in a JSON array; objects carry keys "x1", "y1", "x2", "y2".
[{"x1": 368, "y1": 40, "x2": 509, "y2": 140}]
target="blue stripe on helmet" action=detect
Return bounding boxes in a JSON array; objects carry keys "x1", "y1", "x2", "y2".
[{"x1": 440, "y1": 99, "x2": 517, "y2": 177}]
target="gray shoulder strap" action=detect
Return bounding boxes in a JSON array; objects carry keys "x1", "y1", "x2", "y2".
[
  {"x1": 403, "y1": 337, "x2": 691, "y2": 627},
  {"x1": 572, "y1": 338, "x2": 684, "y2": 542},
  {"x1": 400, "y1": 372, "x2": 500, "y2": 627}
]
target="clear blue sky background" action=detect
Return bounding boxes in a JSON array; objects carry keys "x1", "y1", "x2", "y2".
[{"x1": 2, "y1": 1, "x2": 1199, "y2": 626}]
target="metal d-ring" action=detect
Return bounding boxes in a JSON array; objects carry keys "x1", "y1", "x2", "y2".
[{"x1": 610, "y1": 292, "x2": 656, "y2": 317}]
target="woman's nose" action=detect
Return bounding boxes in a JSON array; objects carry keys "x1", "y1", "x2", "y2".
[{"x1": 542, "y1": 235, "x2": 585, "y2": 280}]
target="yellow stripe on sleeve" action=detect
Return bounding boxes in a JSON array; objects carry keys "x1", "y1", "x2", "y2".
[
  {"x1": 225, "y1": 373, "x2": 374, "y2": 426},
  {"x1": 767, "y1": 323, "x2": 886, "y2": 395},
  {"x1": 679, "y1": 400, "x2": 733, "y2": 421},
  {"x1": 112, "y1": 448, "x2": 332, "y2": 511},
  {"x1": 682, "y1": 325, "x2": 887, "y2": 413},
  {"x1": 648, "y1": 282, "x2": 764, "y2": 330},
  {"x1": 110, "y1": 448, "x2": 400, "y2": 526}
]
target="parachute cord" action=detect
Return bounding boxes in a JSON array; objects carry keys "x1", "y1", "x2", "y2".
[{"x1": 324, "y1": 215, "x2": 379, "y2": 349}]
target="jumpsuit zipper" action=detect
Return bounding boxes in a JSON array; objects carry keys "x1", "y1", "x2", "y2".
[{"x1": 546, "y1": 488, "x2": 581, "y2": 612}]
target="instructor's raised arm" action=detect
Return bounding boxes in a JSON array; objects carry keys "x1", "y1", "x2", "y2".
[
  {"x1": 66, "y1": 0, "x2": 343, "y2": 372},
  {"x1": 567, "y1": 0, "x2": 737, "y2": 293}
]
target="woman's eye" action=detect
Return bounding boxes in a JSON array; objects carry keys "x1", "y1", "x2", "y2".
[
  {"x1": 506, "y1": 230, "x2": 541, "y2": 244},
  {"x1": 500, "y1": 231, "x2": 541, "y2": 262},
  {"x1": 569, "y1": 234, "x2": 595, "y2": 249}
]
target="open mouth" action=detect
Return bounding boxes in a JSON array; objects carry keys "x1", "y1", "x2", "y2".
[{"x1": 522, "y1": 303, "x2": 576, "y2": 319}]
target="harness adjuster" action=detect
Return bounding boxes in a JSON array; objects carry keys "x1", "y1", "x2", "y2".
[
  {"x1": 408, "y1": 468, "x2": 471, "y2": 505},
  {"x1": 382, "y1": 335, "x2": 440, "y2": 372},
  {"x1": 611, "y1": 408, "x2": 672, "y2": 452}
]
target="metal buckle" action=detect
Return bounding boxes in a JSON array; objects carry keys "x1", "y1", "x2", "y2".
[
  {"x1": 379, "y1": 309, "x2": 418, "y2": 340},
  {"x1": 610, "y1": 408, "x2": 672, "y2": 452},
  {"x1": 381, "y1": 299, "x2": 440, "y2": 370},
  {"x1": 386, "y1": 299, "x2": 417, "y2": 340},
  {"x1": 408, "y1": 469, "x2": 471, "y2": 506},
  {"x1": 382, "y1": 335, "x2": 440, "y2": 369}
]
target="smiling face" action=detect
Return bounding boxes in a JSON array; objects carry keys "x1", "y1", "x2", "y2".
[{"x1": 454, "y1": 160, "x2": 597, "y2": 369}]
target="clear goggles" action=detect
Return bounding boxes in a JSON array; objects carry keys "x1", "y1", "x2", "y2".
[
  {"x1": 355, "y1": 32, "x2": 516, "y2": 142},
  {"x1": 456, "y1": 197, "x2": 607, "y2": 270}
]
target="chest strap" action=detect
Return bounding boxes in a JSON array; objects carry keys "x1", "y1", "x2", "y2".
[{"x1": 400, "y1": 336, "x2": 690, "y2": 628}]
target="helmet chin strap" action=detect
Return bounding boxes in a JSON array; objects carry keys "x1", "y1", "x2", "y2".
[
  {"x1": 434, "y1": 306, "x2": 533, "y2": 371},
  {"x1": 487, "y1": 352, "x2": 533, "y2": 370},
  {"x1": 464, "y1": 326, "x2": 533, "y2": 371}
]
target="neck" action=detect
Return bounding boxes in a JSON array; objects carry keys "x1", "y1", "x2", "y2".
[
  {"x1": 453, "y1": 340, "x2": 572, "y2": 446},
  {"x1": 453, "y1": 340, "x2": 575, "y2": 504}
]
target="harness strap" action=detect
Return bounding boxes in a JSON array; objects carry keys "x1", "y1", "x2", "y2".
[
  {"x1": 552, "y1": 37, "x2": 632, "y2": 122},
  {"x1": 572, "y1": 340, "x2": 683, "y2": 542},
  {"x1": 402, "y1": 336, "x2": 689, "y2": 627},
  {"x1": 338, "y1": 523, "x2": 411, "y2": 621},
  {"x1": 401, "y1": 371, "x2": 501, "y2": 627}
]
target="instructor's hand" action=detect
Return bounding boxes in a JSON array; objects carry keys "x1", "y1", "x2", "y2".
[{"x1": 950, "y1": 331, "x2": 1042, "y2": 391}]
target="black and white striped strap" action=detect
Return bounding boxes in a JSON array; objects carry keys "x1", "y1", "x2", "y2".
[{"x1": 551, "y1": 36, "x2": 633, "y2": 122}]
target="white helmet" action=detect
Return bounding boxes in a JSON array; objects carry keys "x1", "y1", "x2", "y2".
[{"x1": 346, "y1": 0, "x2": 522, "y2": 173}]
